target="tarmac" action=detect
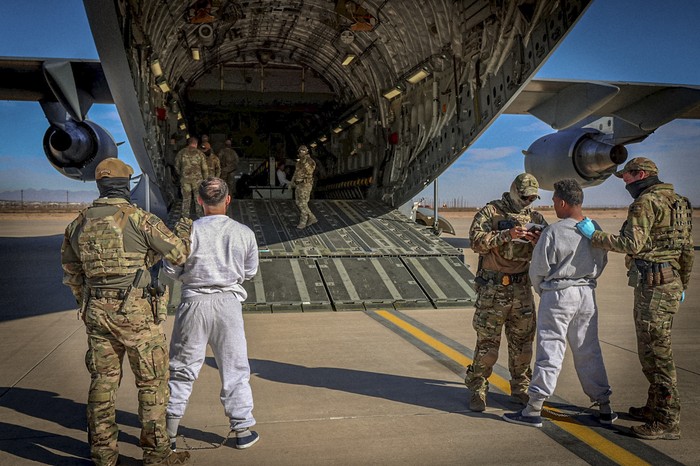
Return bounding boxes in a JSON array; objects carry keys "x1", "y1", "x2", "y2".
[{"x1": 1, "y1": 210, "x2": 699, "y2": 465}]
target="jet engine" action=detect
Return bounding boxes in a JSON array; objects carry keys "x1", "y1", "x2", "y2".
[
  {"x1": 524, "y1": 128, "x2": 628, "y2": 190},
  {"x1": 43, "y1": 119, "x2": 118, "y2": 181}
]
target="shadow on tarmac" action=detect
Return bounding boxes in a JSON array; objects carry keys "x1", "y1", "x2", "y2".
[
  {"x1": 0, "y1": 387, "x2": 141, "y2": 465},
  {"x1": 247, "y1": 358, "x2": 515, "y2": 416},
  {"x1": 0, "y1": 235, "x2": 75, "y2": 322}
]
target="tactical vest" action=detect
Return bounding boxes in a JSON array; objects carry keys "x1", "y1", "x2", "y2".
[
  {"x1": 642, "y1": 189, "x2": 693, "y2": 258},
  {"x1": 78, "y1": 204, "x2": 144, "y2": 279},
  {"x1": 488, "y1": 199, "x2": 534, "y2": 262}
]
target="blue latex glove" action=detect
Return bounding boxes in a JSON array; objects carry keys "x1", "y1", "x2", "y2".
[
  {"x1": 681, "y1": 291, "x2": 686, "y2": 303},
  {"x1": 576, "y1": 217, "x2": 595, "y2": 239}
]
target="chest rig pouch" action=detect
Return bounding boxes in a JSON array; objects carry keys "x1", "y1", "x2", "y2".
[
  {"x1": 489, "y1": 201, "x2": 533, "y2": 261},
  {"x1": 78, "y1": 204, "x2": 143, "y2": 279}
]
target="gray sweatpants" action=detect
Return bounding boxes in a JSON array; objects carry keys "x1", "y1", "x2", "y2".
[
  {"x1": 528, "y1": 286, "x2": 612, "y2": 405},
  {"x1": 167, "y1": 293, "x2": 255, "y2": 430}
]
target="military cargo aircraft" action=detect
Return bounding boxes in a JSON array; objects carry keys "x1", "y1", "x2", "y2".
[{"x1": 2, "y1": 0, "x2": 699, "y2": 310}]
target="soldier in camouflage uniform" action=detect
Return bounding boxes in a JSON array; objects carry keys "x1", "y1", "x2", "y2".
[
  {"x1": 61, "y1": 158, "x2": 191, "y2": 466},
  {"x1": 218, "y1": 139, "x2": 240, "y2": 195},
  {"x1": 465, "y1": 173, "x2": 547, "y2": 411},
  {"x1": 175, "y1": 137, "x2": 208, "y2": 219},
  {"x1": 291, "y1": 145, "x2": 317, "y2": 229},
  {"x1": 202, "y1": 142, "x2": 221, "y2": 178},
  {"x1": 578, "y1": 158, "x2": 693, "y2": 440}
]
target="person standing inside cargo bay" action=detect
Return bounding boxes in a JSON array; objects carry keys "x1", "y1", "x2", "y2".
[{"x1": 291, "y1": 144, "x2": 318, "y2": 229}]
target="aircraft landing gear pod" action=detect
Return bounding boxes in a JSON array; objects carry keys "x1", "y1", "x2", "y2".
[
  {"x1": 524, "y1": 128, "x2": 627, "y2": 191},
  {"x1": 43, "y1": 119, "x2": 118, "y2": 181}
]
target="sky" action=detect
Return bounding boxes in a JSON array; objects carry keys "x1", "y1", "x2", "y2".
[{"x1": 0, "y1": 1, "x2": 699, "y2": 207}]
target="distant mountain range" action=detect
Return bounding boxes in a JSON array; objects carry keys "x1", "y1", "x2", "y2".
[{"x1": 0, "y1": 189, "x2": 98, "y2": 203}]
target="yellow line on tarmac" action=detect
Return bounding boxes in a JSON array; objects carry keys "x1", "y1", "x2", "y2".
[{"x1": 374, "y1": 310, "x2": 650, "y2": 466}]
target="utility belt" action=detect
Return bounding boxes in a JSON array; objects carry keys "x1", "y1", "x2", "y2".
[
  {"x1": 84, "y1": 282, "x2": 167, "y2": 324},
  {"x1": 634, "y1": 259, "x2": 675, "y2": 287},
  {"x1": 475, "y1": 269, "x2": 528, "y2": 287},
  {"x1": 88, "y1": 287, "x2": 150, "y2": 299},
  {"x1": 89, "y1": 287, "x2": 129, "y2": 299}
]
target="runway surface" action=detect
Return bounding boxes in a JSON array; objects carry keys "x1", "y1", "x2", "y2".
[{"x1": 1, "y1": 210, "x2": 699, "y2": 465}]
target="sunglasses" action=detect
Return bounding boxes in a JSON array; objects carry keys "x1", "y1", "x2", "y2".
[{"x1": 520, "y1": 195, "x2": 538, "y2": 202}]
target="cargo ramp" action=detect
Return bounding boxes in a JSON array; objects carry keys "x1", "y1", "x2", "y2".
[{"x1": 228, "y1": 200, "x2": 475, "y2": 312}]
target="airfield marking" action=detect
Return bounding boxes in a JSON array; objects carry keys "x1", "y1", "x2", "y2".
[{"x1": 372, "y1": 309, "x2": 652, "y2": 466}]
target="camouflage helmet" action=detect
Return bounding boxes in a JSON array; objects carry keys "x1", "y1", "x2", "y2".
[
  {"x1": 511, "y1": 173, "x2": 539, "y2": 198},
  {"x1": 298, "y1": 145, "x2": 309, "y2": 155},
  {"x1": 95, "y1": 158, "x2": 134, "y2": 180},
  {"x1": 614, "y1": 157, "x2": 658, "y2": 178}
]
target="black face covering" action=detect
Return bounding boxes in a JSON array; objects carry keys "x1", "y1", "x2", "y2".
[
  {"x1": 625, "y1": 175, "x2": 661, "y2": 199},
  {"x1": 97, "y1": 177, "x2": 131, "y2": 201}
]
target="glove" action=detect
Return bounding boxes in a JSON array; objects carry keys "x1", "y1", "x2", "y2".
[
  {"x1": 681, "y1": 291, "x2": 686, "y2": 303},
  {"x1": 576, "y1": 217, "x2": 595, "y2": 239}
]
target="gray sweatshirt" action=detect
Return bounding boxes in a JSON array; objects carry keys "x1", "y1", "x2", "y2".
[
  {"x1": 529, "y1": 217, "x2": 607, "y2": 294},
  {"x1": 164, "y1": 215, "x2": 259, "y2": 301}
]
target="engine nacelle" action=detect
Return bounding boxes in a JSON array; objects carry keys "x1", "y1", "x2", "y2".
[
  {"x1": 524, "y1": 128, "x2": 628, "y2": 190},
  {"x1": 43, "y1": 119, "x2": 118, "y2": 181}
]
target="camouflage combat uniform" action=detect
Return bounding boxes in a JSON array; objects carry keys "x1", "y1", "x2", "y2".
[
  {"x1": 291, "y1": 147, "x2": 317, "y2": 229},
  {"x1": 175, "y1": 146, "x2": 208, "y2": 218},
  {"x1": 591, "y1": 182, "x2": 693, "y2": 430},
  {"x1": 466, "y1": 190, "x2": 547, "y2": 405},
  {"x1": 61, "y1": 198, "x2": 190, "y2": 466},
  {"x1": 206, "y1": 152, "x2": 221, "y2": 178},
  {"x1": 219, "y1": 146, "x2": 239, "y2": 194}
]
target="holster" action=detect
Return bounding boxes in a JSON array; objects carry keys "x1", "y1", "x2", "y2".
[{"x1": 147, "y1": 284, "x2": 169, "y2": 324}]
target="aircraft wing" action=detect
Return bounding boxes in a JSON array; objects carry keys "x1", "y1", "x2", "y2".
[
  {"x1": 505, "y1": 78, "x2": 700, "y2": 131},
  {"x1": 0, "y1": 57, "x2": 112, "y2": 105}
]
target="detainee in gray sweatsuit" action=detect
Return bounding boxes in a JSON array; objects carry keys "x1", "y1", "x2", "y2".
[
  {"x1": 503, "y1": 179, "x2": 616, "y2": 428},
  {"x1": 163, "y1": 177, "x2": 261, "y2": 449}
]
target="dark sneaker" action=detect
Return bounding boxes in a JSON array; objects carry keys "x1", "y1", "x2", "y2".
[
  {"x1": 631, "y1": 421, "x2": 680, "y2": 440},
  {"x1": 502, "y1": 410, "x2": 543, "y2": 428},
  {"x1": 469, "y1": 391, "x2": 486, "y2": 412},
  {"x1": 147, "y1": 450, "x2": 191, "y2": 465},
  {"x1": 599, "y1": 411, "x2": 618, "y2": 425},
  {"x1": 628, "y1": 405, "x2": 654, "y2": 422},
  {"x1": 509, "y1": 392, "x2": 529, "y2": 405},
  {"x1": 234, "y1": 429, "x2": 260, "y2": 449}
]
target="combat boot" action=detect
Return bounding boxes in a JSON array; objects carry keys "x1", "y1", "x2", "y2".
[
  {"x1": 630, "y1": 421, "x2": 680, "y2": 440},
  {"x1": 306, "y1": 214, "x2": 318, "y2": 227},
  {"x1": 146, "y1": 450, "x2": 190, "y2": 465},
  {"x1": 628, "y1": 405, "x2": 654, "y2": 422},
  {"x1": 469, "y1": 391, "x2": 486, "y2": 412},
  {"x1": 296, "y1": 221, "x2": 307, "y2": 229}
]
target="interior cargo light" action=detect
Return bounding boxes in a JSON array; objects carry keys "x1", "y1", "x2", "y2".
[
  {"x1": 332, "y1": 126, "x2": 343, "y2": 134},
  {"x1": 405, "y1": 67, "x2": 430, "y2": 84},
  {"x1": 319, "y1": 135, "x2": 328, "y2": 142},
  {"x1": 346, "y1": 115, "x2": 360, "y2": 125},
  {"x1": 382, "y1": 86, "x2": 403, "y2": 100},
  {"x1": 156, "y1": 77, "x2": 170, "y2": 93},
  {"x1": 179, "y1": 122, "x2": 186, "y2": 130},
  {"x1": 341, "y1": 53, "x2": 356, "y2": 66},
  {"x1": 191, "y1": 47, "x2": 201, "y2": 61},
  {"x1": 177, "y1": 112, "x2": 183, "y2": 120},
  {"x1": 310, "y1": 142, "x2": 317, "y2": 148},
  {"x1": 150, "y1": 59, "x2": 163, "y2": 78}
]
